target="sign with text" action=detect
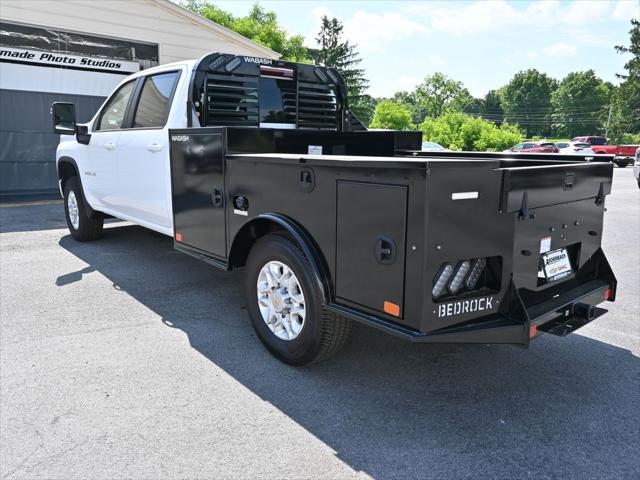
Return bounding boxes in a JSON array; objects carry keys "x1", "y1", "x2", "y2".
[{"x1": 0, "y1": 47, "x2": 139, "y2": 74}]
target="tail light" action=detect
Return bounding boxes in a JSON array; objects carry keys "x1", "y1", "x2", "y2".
[
  {"x1": 431, "y1": 256, "x2": 501, "y2": 300},
  {"x1": 432, "y1": 264, "x2": 454, "y2": 298},
  {"x1": 448, "y1": 260, "x2": 471, "y2": 294}
]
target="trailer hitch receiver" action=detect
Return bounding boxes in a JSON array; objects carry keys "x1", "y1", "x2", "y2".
[{"x1": 538, "y1": 303, "x2": 607, "y2": 337}]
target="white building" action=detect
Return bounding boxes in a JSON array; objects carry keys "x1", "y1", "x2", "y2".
[{"x1": 0, "y1": 0, "x2": 279, "y2": 199}]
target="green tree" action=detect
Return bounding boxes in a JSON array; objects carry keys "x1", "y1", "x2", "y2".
[
  {"x1": 391, "y1": 74, "x2": 471, "y2": 124},
  {"x1": 369, "y1": 101, "x2": 414, "y2": 130},
  {"x1": 499, "y1": 69, "x2": 557, "y2": 137},
  {"x1": 352, "y1": 94, "x2": 377, "y2": 127},
  {"x1": 183, "y1": 2, "x2": 309, "y2": 62},
  {"x1": 550, "y1": 70, "x2": 610, "y2": 138},
  {"x1": 609, "y1": 19, "x2": 640, "y2": 140},
  {"x1": 420, "y1": 112, "x2": 521, "y2": 151},
  {"x1": 392, "y1": 90, "x2": 421, "y2": 123},
  {"x1": 481, "y1": 90, "x2": 504, "y2": 125},
  {"x1": 414, "y1": 73, "x2": 471, "y2": 122},
  {"x1": 309, "y1": 16, "x2": 370, "y2": 124},
  {"x1": 616, "y1": 19, "x2": 640, "y2": 80}
]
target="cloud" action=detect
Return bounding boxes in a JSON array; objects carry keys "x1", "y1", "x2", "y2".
[
  {"x1": 304, "y1": 7, "x2": 427, "y2": 52},
  {"x1": 427, "y1": 55, "x2": 445, "y2": 66},
  {"x1": 343, "y1": 10, "x2": 427, "y2": 51},
  {"x1": 405, "y1": 0, "x2": 620, "y2": 35},
  {"x1": 543, "y1": 42, "x2": 577, "y2": 58},
  {"x1": 611, "y1": 0, "x2": 640, "y2": 21},
  {"x1": 406, "y1": 0, "x2": 519, "y2": 35},
  {"x1": 369, "y1": 74, "x2": 422, "y2": 98}
]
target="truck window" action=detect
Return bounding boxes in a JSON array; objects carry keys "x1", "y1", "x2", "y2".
[
  {"x1": 258, "y1": 77, "x2": 296, "y2": 127},
  {"x1": 96, "y1": 81, "x2": 136, "y2": 131},
  {"x1": 133, "y1": 71, "x2": 181, "y2": 128},
  {"x1": 588, "y1": 137, "x2": 607, "y2": 146}
]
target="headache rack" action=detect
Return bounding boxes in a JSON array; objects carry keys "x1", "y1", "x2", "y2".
[{"x1": 190, "y1": 53, "x2": 359, "y2": 131}]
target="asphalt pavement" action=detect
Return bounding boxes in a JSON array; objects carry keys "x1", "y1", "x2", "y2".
[{"x1": 1, "y1": 168, "x2": 638, "y2": 479}]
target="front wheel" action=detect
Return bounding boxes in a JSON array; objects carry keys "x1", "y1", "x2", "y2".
[
  {"x1": 63, "y1": 176, "x2": 103, "y2": 241},
  {"x1": 245, "y1": 234, "x2": 351, "y2": 365}
]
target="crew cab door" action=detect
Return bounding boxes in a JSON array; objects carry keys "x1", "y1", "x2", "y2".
[
  {"x1": 115, "y1": 70, "x2": 182, "y2": 228},
  {"x1": 87, "y1": 80, "x2": 136, "y2": 209}
]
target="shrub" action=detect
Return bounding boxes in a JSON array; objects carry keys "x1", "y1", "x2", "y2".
[
  {"x1": 619, "y1": 133, "x2": 640, "y2": 144},
  {"x1": 420, "y1": 112, "x2": 523, "y2": 151},
  {"x1": 369, "y1": 101, "x2": 415, "y2": 131}
]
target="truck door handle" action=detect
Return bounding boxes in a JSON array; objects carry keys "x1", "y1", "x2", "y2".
[
  {"x1": 103, "y1": 142, "x2": 116, "y2": 150},
  {"x1": 374, "y1": 236, "x2": 396, "y2": 265},
  {"x1": 147, "y1": 143, "x2": 163, "y2": 152}
]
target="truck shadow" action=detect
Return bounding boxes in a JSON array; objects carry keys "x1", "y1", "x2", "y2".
[{"x1": 57, "y1": 224, "x2": 639, "y2": 479}]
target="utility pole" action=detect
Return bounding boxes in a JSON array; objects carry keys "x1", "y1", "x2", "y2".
[{"x1": 605, "y1": 104, "x2": 612, "y2": 138}]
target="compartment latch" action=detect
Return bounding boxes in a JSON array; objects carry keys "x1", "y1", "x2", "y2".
[
  {"x1": 374, "y1": 235, "x2": 397, "y2": 265},
  {"x1": 563, "y1": 172, "x2": 575, "y2": 191}
]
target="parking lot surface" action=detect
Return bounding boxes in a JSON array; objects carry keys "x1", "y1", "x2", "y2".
[{"x1": 1, "y1": 169, "x2": 638, "y2": 479}]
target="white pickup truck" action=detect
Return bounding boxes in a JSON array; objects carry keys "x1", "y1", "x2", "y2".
[{"x1": 52, "y1": 52, "x2": 617, "y2": 365}]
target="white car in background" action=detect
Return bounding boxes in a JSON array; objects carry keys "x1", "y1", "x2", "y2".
[
  {"x1": 422, "y1": 141, "x2": 448, "y2": 152},
  {"x1": 633, "y1": 147, "x2": 639, "y2": 188},
  {"x1": 555, "y1": 141, "x2": 595, "y2": 155}
]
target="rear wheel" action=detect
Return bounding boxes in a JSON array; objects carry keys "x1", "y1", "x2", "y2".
[
  {"x1": 63, "y1": 176, "x2": 103, "y2": 241},
  {"x1": 245, "y1": 234, "x2": 351, "y2": 365},
  {"x1": 615, "y1": 160, "x2": 629, "y2": 168}
]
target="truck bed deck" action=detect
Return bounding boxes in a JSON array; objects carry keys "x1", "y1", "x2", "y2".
[
  {"x1": 228, "y1": 151, "x2": 612, "y2": 165},
  {"x1": 169, "y1": 126, "x2": 616, "y2": 347}
]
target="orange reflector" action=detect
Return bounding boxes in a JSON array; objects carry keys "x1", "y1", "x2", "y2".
[
  {"x1": 604, "y1": 288, "x2": 613, "y2": 301},
  {"x1": 529, "y1": 324, "x2": 538, "y2": 338},
  {"x1": 175, "y1": 232, "x2": 183, "y2": 242},
  {"x1": 384, "y1": 301, "x2": 400, "y2": 317}
]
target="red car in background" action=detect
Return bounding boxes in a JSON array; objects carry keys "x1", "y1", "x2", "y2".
[
  {"x1": 571, "y1": 136, "x2": 638, "y2": 168},
  {"x1": 505, "y1": 141, "x2": 559, "y2": 153}
]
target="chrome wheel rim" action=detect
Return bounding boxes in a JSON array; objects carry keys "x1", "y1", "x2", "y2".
[
  {"x1": 257, "y1": 260, "x2": 306, "y2": 341},
  {"x1": 67, "y1": 191, "x2": 80, "y2": 230}
]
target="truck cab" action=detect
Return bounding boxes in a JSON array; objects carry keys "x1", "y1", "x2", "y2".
[{"x1": 55, "y1": 61, "x2": 194, "y2": 236}]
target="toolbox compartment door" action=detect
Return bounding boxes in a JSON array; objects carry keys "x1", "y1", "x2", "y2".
[
  {"x1": 170, "y1": 130, "x2": 226, "y2": 259},
  {"x1": 336, "y1": 181, "x2": 407, "y2": 317},
  {"x1": 500, "y1": 162, "x2": 612, "y2": 212}
]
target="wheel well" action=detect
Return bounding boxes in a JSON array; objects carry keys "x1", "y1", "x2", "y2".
[
  {"x1": 228, "y1": 218, "x2": 288, "y2": 268},
  {"x1": 58, "y1": 160, "x2": 79, "y2": 191},
  {"x1": 228, "y1": 216, "x2": 333, "y2": 304}
]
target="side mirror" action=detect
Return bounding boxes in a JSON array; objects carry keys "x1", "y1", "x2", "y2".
[{"x1": 51, "y1": 102, "x2": 77, "y2": 135}]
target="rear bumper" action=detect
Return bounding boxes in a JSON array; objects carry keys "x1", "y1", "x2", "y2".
[
  {"x1": 412, "y1": 279, "x2": 611, "y2": 345},
  {"x1": 328, "y1": 250, "x2": 616, "y2": 347}
]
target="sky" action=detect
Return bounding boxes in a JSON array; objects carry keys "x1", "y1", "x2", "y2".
[{"x1": 209, "y1": 0, "x2": 639, "y2": 98}]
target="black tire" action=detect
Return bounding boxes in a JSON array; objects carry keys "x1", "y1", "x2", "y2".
[
  {"x1": 616, "y1": 160, "x2": 629, "y2": 168},
  {"x1": 245, "y1": 234, "x2": 351, "y2": 365},
  {"x1": 63, "y1": 176, "x2": 103, "y2": 241}
]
